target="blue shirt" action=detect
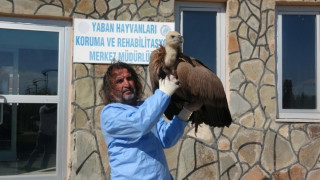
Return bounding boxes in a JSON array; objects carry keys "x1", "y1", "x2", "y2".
[{"x1": 100, "y1": 90, "x2": 188, "y2": 180}]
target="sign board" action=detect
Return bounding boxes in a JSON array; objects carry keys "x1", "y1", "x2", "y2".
[{"x1": 73, "y1": 19, "x2": 174, "y2": 64}]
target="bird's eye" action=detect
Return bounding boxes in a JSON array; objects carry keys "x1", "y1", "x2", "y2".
[{"x1": 171, "y1": 35, "x2": 175, "y2": 38}]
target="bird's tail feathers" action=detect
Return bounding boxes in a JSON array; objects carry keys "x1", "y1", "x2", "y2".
[
  {"x1": 204, "y1": 104, "x2": 232, "y2": 128},
  {"x1": 191, "y1": 104, "x2": 232, "y2": 133}
]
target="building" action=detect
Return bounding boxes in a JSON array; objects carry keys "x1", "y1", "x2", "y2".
[{"x1": 0, "y1": 0, "x2": 319, "y2": 179}]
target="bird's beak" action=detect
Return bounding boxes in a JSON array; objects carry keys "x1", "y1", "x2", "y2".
[{"x1": 180, "y1": 36, "x2": 184, "y2": 44}]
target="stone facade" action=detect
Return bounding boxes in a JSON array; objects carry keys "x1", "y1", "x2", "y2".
[{"x1": 1, "y1": 0, "x2": 320, "y2": 179}]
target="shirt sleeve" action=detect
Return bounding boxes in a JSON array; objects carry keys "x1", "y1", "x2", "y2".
[
  {"x1": 156, "y1": 116, "x2": 188, "y2": 148},
  {"x1": 100, "y1": 89, "x2": 170, "y2": 143}
]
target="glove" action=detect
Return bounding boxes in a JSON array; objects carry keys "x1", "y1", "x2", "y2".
[
  {"x1": 177, "y1": 107, "x2": 193, "y2": 121},
  {"x1": 178, "y1": 101, "x2": 203, "y2": 121},
  {"x1": 159, "y1": 75, "x2": 179, "y2": 96}
]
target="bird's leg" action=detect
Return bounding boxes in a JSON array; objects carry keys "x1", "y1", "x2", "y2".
[
  {"x1": 161, "y1": 66, "x2": 177, "y2": 80},
  {"x1": 162, "y1": 66, "x2": 171, "y2": 75}
]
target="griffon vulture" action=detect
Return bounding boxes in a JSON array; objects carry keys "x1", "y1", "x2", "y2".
[{"x1": 149, "y1": 31, "x2": 232, "y2": 132}]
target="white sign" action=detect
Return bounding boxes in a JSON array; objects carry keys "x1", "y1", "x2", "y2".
[{"x1": 73, "y1": 19, "x2": 174, "y2": 64}]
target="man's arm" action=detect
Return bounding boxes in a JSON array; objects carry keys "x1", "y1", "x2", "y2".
[
  {"x1": 156, "y1": 116, "x2": 188, "y2": 148},
  {"x1": 100, "y1": 89, "x2": 170, "y2": 143},
  {"x1": 156, "y1": 102, "x2": 203, "y2": 148}
]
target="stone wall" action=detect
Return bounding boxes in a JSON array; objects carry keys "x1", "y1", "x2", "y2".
[{"x1": 1, "y1": 0, "x2": 320, "y2": 180}]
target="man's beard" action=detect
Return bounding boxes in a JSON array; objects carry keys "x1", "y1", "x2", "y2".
[
  {"x1": 113, "y1": 87, "x2": 136, "y2": 105},
  {"x1": 121, "y1": 90, "x2": 136, "y2": 104}
]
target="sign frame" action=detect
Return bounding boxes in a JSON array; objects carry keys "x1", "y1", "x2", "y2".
[{"x1": 73, "y1": 19, "x2": 174, "y2": 64}]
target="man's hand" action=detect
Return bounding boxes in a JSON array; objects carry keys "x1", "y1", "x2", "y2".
[
  {"x1": 159, "y1": 75, "x2": 179, "y2": 96},
  {"x1": 178, "y1": 101, "x2": 203, "y2": 121}
]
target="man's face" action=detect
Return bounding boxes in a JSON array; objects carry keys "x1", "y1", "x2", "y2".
[{"x1": 110, "y1": 68, "x2": 136, "y2": 105}]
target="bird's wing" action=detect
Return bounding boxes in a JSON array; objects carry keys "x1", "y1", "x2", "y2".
[
  {"x1": 149, "y1": 46, "x2": 184, "y2": 120},
  {"x1": 176, "y1": 56, "x2": 227, "y2": 106},
  {"x1": 176, "y1": 56, "x2": 233, "y2": 129},
  {"x1": 149, "y1": 45, "x2": 166, "y2": 92}
]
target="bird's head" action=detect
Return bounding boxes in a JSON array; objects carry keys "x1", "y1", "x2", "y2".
[{"x1": 165, "y1": 31, "x2": 184, "y2": 49}]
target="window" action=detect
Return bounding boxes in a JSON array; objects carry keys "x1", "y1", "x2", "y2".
[
  {"x1": 0, "y1": 17, "x2": 70, "y2": 179},
  {"x1": 276, "y1": 6, "x2": 320, "y2": 120},
  {"x1": 174, "y1": 1, "x2": 226, "y2": 84}
]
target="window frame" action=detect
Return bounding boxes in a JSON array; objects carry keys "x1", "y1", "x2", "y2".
[
  {"x1": 276, "y1": 6, "x2": 320, "y2": 121},
  {"x1": 0, "y1": 17, "x2": 70, "y2": 180},
  {"x1": 174, "y1": 1, "x2": 226, "y2": 87}
]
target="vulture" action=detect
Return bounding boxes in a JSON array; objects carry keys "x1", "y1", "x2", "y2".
[{"x1": 149, "y1": 31, "x2": 232, "y2": 132}]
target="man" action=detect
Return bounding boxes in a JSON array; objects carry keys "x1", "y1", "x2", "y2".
[
  {"x1": 100, "y1": 62, "x2": 201, "y2": 180},
  {"x1": 25, "y1": 104, "x2": 57, "y2": 171}
]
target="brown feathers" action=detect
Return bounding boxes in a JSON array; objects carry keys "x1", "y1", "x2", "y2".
[{"x1": 149, "y1": 31, "x2": 232, "y2": 132}]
